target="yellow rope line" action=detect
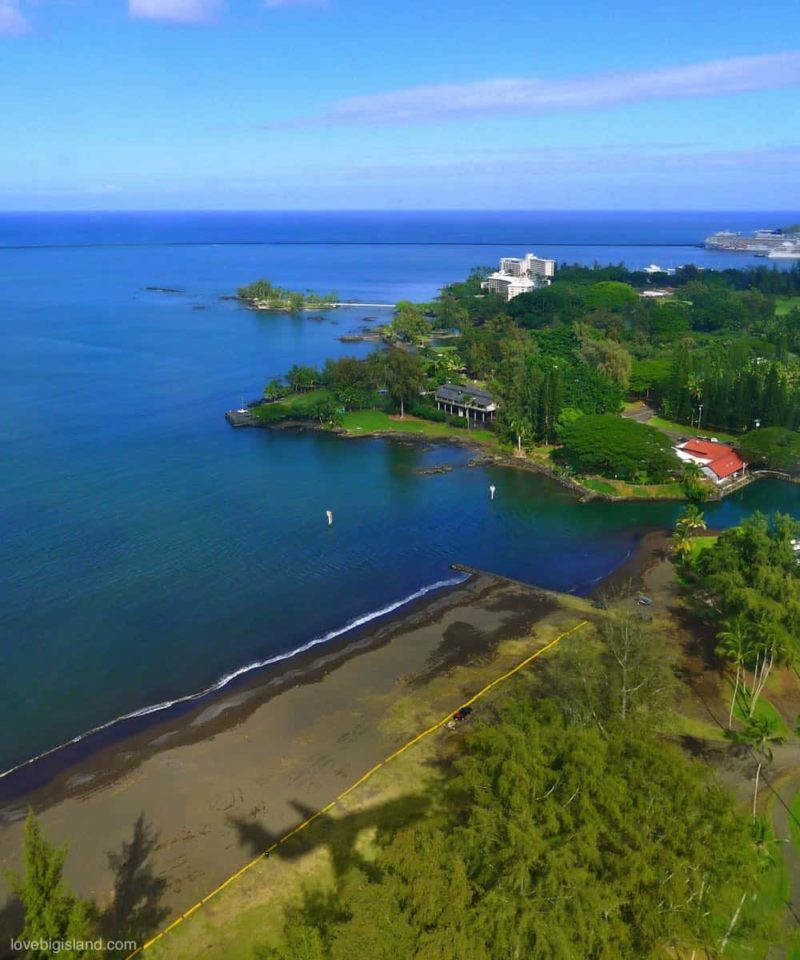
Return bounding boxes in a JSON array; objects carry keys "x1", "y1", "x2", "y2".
[{"x1": 125, "y1": 619, "x2": 587, "y2": 958}]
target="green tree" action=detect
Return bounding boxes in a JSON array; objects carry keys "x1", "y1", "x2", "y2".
[
  {"x1": 681, "y1": 461, "x2": 708, "y2": 502},
  {"x1": 697, "y1": 513, "x2": 800, "y2": 718},
  {"x1": 391, "y1": 302, "x2": 431, "y2": 344},
  {"x1": 382, "y1": 349, "x2": 424, "y2": 419},
  {"x1": 286, "y1": 365, "x2": 320, "y2": 393},
  {"x1": 556, "y1": 414, "x2": 679, "y2": 482},
  {"x1": 310, "y1": 396, "x2": 343, "y2": 427},
  {"x1": 738, "y1": 426, "x2": 800, "y2": 475},
  {"x1": 264, "y1": 378, "x2": 288, "y2": 401},
  {"x1": 578, "y1": 337, "x2": 632, "y2": 388},
  {"x1": 7, "y1": 811, "x2": 99, "y2": 960}
]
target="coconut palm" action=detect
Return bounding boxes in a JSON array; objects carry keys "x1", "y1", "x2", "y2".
[
  {"x1": 745, "y1": 621, "x2": 788, "y2": 719},
  {"x1": 716, "y1": 617, "x2": 750, "y2": 728},
  {"x1": 506, "y1": 413, "x2": 530, "y2": 454},
  {"x1": 671, "y1": 524, "x2": 693, "y2": 562},
  {"x1": 736, "y1": 715, "x2": 784, "y2": 819},
  {"x1": 678, "y1": 503, "x2": 707, "y2": 533}
]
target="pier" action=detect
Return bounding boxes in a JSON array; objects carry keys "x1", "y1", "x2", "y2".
[{"x1": 225, "y1": 409, "x2": 259, "y2": 427}]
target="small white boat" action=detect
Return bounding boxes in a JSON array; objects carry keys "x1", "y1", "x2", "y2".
[{"x1": 767, "y1": 243, "x2": 800, "y2": 260}]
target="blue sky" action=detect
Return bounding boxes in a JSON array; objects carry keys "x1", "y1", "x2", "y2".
[{"x1": 1, "y1": 0, "x2": 799, "y2": 210}]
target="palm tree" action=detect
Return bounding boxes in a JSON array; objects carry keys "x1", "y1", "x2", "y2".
[
  {"x1": 716, "y1": 617, "x2": 749, "y2": 728},
  {"x1": 506, "y1": 413, "x2": 529, "y2": 454},
  {"x1": 678, "y1": 503, "x2": 707, "y2": 534},
  {"x1": 745, "y1": 622, "x2": 787, "y2": 719},
  {"x1": 682, "y1": 460, "x2": 702, "y2": 482},
  {"x1": 736, "y1": 715, "x2": 784, "y2": 819},
  {"x1": 671, "y1": 524, "x2": 693, "y2": 562}
]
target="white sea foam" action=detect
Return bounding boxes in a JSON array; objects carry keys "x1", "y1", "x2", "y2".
[{"x1": 0, "y1": 575, "x2": 467, "y2": 782}]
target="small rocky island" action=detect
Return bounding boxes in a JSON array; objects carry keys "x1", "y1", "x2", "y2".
[{"x1": 236, "y1": 278, "x2": 339, "y2": 311}]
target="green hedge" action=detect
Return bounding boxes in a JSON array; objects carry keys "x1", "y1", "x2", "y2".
[{"x1": 409, "y1": 401, "x2": 471, "y2": 429}]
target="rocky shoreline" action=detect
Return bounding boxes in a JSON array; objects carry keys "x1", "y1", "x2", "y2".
[{"x1": 223, "y1": 412, "x2": 685, "y2": 503}]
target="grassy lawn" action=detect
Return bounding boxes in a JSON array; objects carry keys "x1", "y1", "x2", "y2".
[
  {"x1": 647, "y1": 414, "x2": 740, "y2": 443},
  {"x1": 688, "y1": 535, "x2": 718, "y2": 561},
  {"x1": 251, "y1": 388, "x2": 333, "y2": 421},
  {"x1": 579, "y1": 475, "x2": 686, "y2": 499},
  {"x1": 580, "y1": 477, "x2": 618, "y2": 495},
  {"x1": 276, "y1": 388, "x2": 331, "y2": 409},
  {"x1": 731, "y1": 689, "x2": 790, "y2": 739},
  {"x1": 341, "y1": 409, "x2": 497, "y2": 445},
  {"x1": 724, "y1": 837, "x2": 790, "y2": 960},
  {"x1": 788, "y1": 791, "x2": 800, "y2": 854},
  {"x1": 661, "y1": 710, "x2": 727, "y2": 741},
  {"x1": 776, "y1": 296, "x2": 800, "y2": 317}
]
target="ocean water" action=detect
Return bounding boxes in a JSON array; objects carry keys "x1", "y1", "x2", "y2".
[{"x1": 1, "y1": 211, "x2": 799, "y2": 775}]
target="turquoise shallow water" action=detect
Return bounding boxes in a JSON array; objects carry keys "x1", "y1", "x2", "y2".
[{"x1": 1, "y1": 211, "x2": 799, "y2": 773}]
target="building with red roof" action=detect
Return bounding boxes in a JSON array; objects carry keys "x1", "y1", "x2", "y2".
[{"x1": 675, "y1": 438, "x2": 747, "y2": 484}]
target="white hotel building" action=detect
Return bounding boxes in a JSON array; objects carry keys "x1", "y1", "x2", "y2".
[{"x1": 481, "y1": 253, "x2": 557, "y2": 301}]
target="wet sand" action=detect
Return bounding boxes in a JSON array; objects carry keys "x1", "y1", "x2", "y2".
[
  {"x1": 0, "y1": 568, "x2": 575, "y2": 940},
  {"x1": 592, "y1": 528, "x2": 671, "y2": 597}
]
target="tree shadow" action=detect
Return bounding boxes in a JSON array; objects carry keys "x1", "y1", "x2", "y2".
[
  {"x1": 227, "y1": 792, "x2": 429, "y2": 881},
  {"x1": 101, "y1": 814, "x2": 169, "y2": 946}
]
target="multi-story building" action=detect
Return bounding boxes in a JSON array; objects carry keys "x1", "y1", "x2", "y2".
[
  {"x1": 481, "y1": 253, "x2": 556, "y2": 301},
  {"x1": 435, "y1": 383, "x2": 497, "y2": 421}
]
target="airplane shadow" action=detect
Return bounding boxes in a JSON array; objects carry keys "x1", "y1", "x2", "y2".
[{"x1": 227, "y1": 792, "x2": 430, "y2": 881}]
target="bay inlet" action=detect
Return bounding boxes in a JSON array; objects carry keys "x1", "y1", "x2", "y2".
[{"x1": 2, "y1": 211, "x2": 800, "y2": 775}]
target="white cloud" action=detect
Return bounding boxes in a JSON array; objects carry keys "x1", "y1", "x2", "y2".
[
  {"x1": 128, "y1": 0, "x2": 225, "y2": 24},
  {"x1": 0, "y1": 0, "x2": 30, "y2": 36},
  {"x1": 288, "y1": 51, "x2": 800, "y2": 126}
]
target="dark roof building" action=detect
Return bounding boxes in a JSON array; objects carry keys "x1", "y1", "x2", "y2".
[{"x1": 435, "y1": 383, "x2": 497, "y2": 420}]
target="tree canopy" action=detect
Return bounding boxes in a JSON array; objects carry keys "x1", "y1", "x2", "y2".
[
  {"x1": 556, "y1": 414, "x2": 679, "y2": 482},
  {"x1": 261, "y1": 676, "x2": 762, "y2": 960},
  {"x1": 696, "y1": 512, "x2": 800, "y2": 717},
  {"x1": 737, "y1": 427, "x2": 800, "y2": 475}
]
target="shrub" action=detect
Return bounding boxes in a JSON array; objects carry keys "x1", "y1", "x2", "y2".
[
  {"x1": 446, "y1": 415, "x2": 468, "y2": 429},
  {"x1": 409, "y1": 402, "x2": 448, "y2": 423}
]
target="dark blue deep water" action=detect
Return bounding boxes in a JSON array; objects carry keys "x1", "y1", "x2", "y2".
[{"x1": 2, "y1": 211, "x2": 799, "y2": 773}]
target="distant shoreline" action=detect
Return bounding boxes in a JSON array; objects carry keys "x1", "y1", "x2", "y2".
[{"x1": 237, "y1": 298, "x2": 397, "y2": 311}]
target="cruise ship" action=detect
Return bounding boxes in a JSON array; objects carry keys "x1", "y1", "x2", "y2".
[{"x1": 704, "y1": 227, "x2": 800, "y2": 253}]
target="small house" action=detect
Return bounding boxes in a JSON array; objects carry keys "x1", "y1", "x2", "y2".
[{"x1": 675, "y1": 438, "x2": 747, "y2": 485}]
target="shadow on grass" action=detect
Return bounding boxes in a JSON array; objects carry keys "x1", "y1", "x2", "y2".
[{"x1": 227, "y1": 793, "x2": 430, "y2": 881}]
